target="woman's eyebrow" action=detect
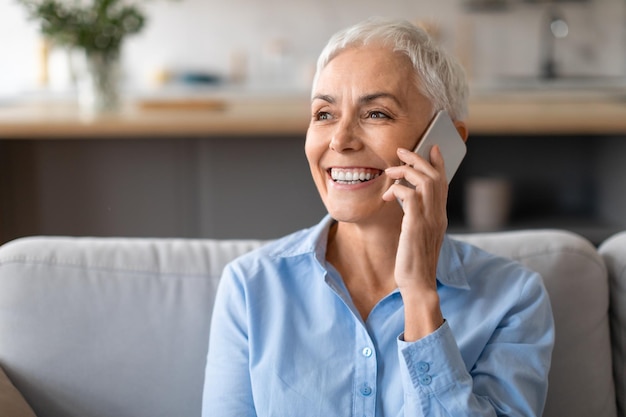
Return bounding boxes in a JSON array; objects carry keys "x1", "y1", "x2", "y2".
[
  {"x1": 311, "y1": 92, "x2": 400, "y2": 106},
  {"x1": 311, "y1": 94, "x2": 335, "y2": 104},
  {"x1": 359, "y1": 92, "x2": 401, "y2": 106}
]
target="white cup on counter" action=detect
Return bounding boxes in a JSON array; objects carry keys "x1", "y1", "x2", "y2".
[{"x1": 464, "y1": 177, "x2": 512, "y2": 232}]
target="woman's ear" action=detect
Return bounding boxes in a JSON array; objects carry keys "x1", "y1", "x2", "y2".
[{"x1": 454, "y1": 120, "x2": 469, "y2": 143}]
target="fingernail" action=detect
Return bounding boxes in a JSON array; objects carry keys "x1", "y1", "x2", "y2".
[{"x1": 397, "y1": 147, "x2": 409, "y2": 154}]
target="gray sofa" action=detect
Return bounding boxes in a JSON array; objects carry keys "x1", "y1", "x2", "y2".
[{"x1": 0, "y1": 229, "x2": 624, "y2": 417}]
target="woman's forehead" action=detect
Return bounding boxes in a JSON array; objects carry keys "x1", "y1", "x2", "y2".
[
  {"x1": 319, "y1": 46, "x2": 415, "y2": 84},
  {"x1": 314, "y1": 46, "x2": 421, "y2": 100}
]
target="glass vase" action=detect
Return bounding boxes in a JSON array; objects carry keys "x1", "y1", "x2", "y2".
[{"x1": 76, "y1": 49, "x2": 121, "y2": 114}]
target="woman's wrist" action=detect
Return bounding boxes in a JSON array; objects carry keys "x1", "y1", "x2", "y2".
[{"x1": 402, "y1": 290, "x2": 444, "y2": 342}]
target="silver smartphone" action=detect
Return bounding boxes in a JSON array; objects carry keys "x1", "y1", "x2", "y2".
[{"x1": 411, "y1": 110, "x2": 466, "y2": 184}]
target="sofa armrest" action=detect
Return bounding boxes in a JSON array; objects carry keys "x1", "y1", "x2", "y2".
[
  {"x1": 0, "y1": 365, "x2": 36, "y2": 417},
  {"x1": 599, "y1": 232, "x2": 626, "y2": 417}
]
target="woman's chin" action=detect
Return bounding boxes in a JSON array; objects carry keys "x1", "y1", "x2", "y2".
[{"x1": 326, "y1": 200, "x2": 401, "y2": 225}]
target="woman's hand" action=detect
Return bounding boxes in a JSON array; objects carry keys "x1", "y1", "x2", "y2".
[{"x1": 382, "y1": 146, "x2": 447, "y2": 341}]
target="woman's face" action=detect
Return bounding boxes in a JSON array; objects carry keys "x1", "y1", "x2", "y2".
[{"x1": 305, "y1": 45, "x2": 434, "y2": 224}]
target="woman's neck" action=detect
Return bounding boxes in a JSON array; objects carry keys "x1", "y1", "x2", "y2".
[{"x1": 326, "y1": 217, "x2": 402, "y2": 320}]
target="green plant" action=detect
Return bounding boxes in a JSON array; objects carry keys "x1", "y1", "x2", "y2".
[{"x1": 18, "y1": 0, "x2": 147, "y2": 58}]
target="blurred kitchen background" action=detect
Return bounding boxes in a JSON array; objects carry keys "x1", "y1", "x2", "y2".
[
  {"x1": 1, "y1": 0, "x2": 626, "y2": 245},
  {"x1": 2, "y1": 0, "x2": 625, "y2": 96}
]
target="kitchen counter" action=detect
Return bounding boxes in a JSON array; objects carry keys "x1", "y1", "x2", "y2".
[
  {"x1": 0, "y1": 95, "x2": 312, "y2": 139},
  {"x1": 2, "y1": 90, "x2": 626, "y2": 138},
  {"x1": 468, "y1": 91, "x2": 626, "y2": 135}
]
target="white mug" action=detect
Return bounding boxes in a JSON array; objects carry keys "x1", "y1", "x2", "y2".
[{"x1": 465, "y1": 177, "x2": 512, "y2": 232}]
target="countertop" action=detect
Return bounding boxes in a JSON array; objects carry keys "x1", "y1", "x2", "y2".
[{"x1": 2, "y1": 89, "x2": 626, "y2": 139}]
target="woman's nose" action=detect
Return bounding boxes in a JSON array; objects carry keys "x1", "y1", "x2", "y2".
[{"x1": 329, "y1": 119, "x2": 362, "y2": 152}]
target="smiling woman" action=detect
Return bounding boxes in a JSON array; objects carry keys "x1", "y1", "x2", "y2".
[
  {"x1": 305, "y1": 45, "x2": 436, "y2": 228},
  {"x1": 202, "y1": 17, "x2": 554, "y2": 417}
]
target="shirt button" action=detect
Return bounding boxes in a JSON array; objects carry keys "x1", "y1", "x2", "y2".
[
  {"x1": 419, "y1": 374, "x2": 432, "y2": 386},
  {"x1": 360, "y1": 383, "x2": 373, "y2": 396},
  {"x1": 417, "y1": 361, "x2": 430, "y2": 373},
  {"x1": 362, "y1": 347, "x2": 373, "y2": 357}
]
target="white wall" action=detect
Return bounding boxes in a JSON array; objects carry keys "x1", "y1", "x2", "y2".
[{"x1": 1, "y1": 0, "x2": 624, "y2": 98}]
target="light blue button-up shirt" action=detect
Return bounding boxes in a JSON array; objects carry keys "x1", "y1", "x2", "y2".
[{"x1": 202, "y1": 215, "x2": 554, "y2": 417}]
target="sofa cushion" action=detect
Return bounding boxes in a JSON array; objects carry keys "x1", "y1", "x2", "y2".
[
  {"x1": 0, "y1": 236, "x2": 267, "y2": 417},
  {"x1": 0, "y1": 364, "x2": 37, "y2": 417},
  {"x1": 599, "y1": 232, "x2": 626, "y2": 417},
  {"x1": 454, "y1": 229, "x2": 617, "y2": 417}
]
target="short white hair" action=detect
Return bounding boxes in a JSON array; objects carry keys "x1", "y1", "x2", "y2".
[{"x1": 313, "y1": 17, "x2": 469, "y2": 121}]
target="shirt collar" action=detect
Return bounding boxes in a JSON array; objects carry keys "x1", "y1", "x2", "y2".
[
  {"x1": 267, "y1": 214, "x2": 333, "y2": 264},
  {"x1": 271, "y1": 214, "x2": 470, "y2": 290},
  {"x1": 436, "y1": 235, "x2": 470, "y2": 290}
]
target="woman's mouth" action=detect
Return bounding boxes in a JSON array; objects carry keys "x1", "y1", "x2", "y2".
[{"x1": 329, "y1": 168, "x2": 382, "y2": 184}]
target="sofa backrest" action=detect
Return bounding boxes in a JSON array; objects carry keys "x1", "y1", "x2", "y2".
[
  {"x1": 0, "y1": 236, "x2": 267, "y2": 417},
  {"x1": 0, "y1": 230, "x2": 619, "y2": 417}
]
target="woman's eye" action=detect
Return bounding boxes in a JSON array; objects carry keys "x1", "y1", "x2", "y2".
[
  {"x1": 315, "y1": 111, "x2": 332, "y2": 121},
  {"x1": 368, "y1": 111, "x2": 389, "y2": 119}
]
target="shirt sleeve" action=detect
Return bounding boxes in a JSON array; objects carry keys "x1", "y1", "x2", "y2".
[
  {"x1": 397, "y1": 273, "x2": 554, "y2": 417},
  {"x1": 202, "y1": 264, "x2": 257, "y2": 417}
]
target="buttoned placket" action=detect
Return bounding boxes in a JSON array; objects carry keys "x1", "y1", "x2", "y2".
[
  {"x1": 354, "y1": 324, "x2": 377, "y2": 417},
  {"x1": 323, "y1": 266, "x2": 379, "y2": 417}
]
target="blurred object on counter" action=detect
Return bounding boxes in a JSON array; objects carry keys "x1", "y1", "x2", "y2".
[
  {"x1": 260, "y1": 37, "x2": 293, "y2": 86},
  {"x1": 540, "y1": 3, "x2": 569, "y2": 79},
  {"x1": 16, "y1": 0, "x2": 175, "y2": 114},
  {"x1": 179, "y1": 72, "x2": 222, "y2": 85},
  {"x1": 36, "y1": 37, "x2": 50, "y2": 87},
  {"x1": 229, "y1": 49, "x2": 248, "y2": 85},
  {"x1": 465, "y1": 176, "x2": 513, "y2": 232},
  {"x1": 150, "y1": 68, "x2": 223, "y2": 87},
  {"x1": 73, "y1": 49, "x2": 122, "y2": 116},
  {"x1": 462, "y1": 0, "x2": 511, "y2": 12}
]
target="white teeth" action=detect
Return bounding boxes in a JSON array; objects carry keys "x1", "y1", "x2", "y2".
[{"x1": 330, "y1": 168, "x2": 380, "y2": 184}]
